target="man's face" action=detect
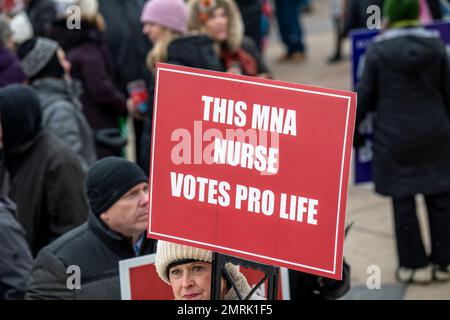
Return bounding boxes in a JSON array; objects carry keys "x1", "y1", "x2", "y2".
[{"x1": 100, "y1": 182, "x2": 149, "y2": 237}]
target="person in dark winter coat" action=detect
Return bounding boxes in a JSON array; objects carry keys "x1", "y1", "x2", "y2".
[
  {"x1": 0, "y1": 85, "x2": 88, "y2": 256},
  {"x1": 51, "y1": 1, "x2": 128, "y2": 159},
  {"x1": 26, "y1": 157, "x2": 156, "y2": 300},
  {"x1": 138, "y1": 0, "x2": 223, "y2": 174},
  {"x1": 25, "y1": 0, "x2": 57, "y2": 37},
  {"x1": 343, "y1": 0, "x2": 384, "y2": 35},
  {"x1": 17, "y1": 37, "x2": 96, "y2": 173},
  {"x1": 167, "y1": 35, "x2": 224, "y2": 71},
  {"x1": 98, "y1": 0, "x2": 152, "y2": 161},
  {"x1": 356, "y1": 0, "x2": 450, "y2": 283},
  {"x1": 235, "y1": 0, "x2": 262, "y2": 50},
  {"x1": 97, "y1": 0, "x2": 151, "y2": 95},
  {"x1": 0, "y1": 14, "x2": 26, "y2": 87},
  {"x1": 0, "y1": 196, "x2": 33, "y2": 300}
]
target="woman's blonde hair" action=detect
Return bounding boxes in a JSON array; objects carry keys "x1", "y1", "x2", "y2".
[
  {"x1": 187, "y1": 0, "x2": 243, "y2": 52},
  {"x1": 147, "y1": 28, "x2": 183, "y2": 70}
]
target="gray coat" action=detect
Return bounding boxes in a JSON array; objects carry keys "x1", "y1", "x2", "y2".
[
  {"x1": 0, "y1": 196, "x2": 33, "y2": 300},
  {"x1": 32, "y1": 78, "x2": 96, "y2": 173}
]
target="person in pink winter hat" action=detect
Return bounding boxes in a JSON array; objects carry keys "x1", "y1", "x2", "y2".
[
  {"x1": 139, "y1": 0, "x2": 189, "y2": 70},
  {"x1": 137, "y1": 0, "x2": 224, "y2": 176},
  {"x1": 140, "y1": 0, "x2": 189, "y2": 34}
]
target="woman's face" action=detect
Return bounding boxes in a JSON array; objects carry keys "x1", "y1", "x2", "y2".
[
  {"x1": 142, "y1": 22, "x2": 166, "y2": 43},
  {"x1": 204, "y1": 7, "x2": 228, "y2": 43},
  {"x1": 168, "y1": 261, "x2": 227, "y2": 300}
]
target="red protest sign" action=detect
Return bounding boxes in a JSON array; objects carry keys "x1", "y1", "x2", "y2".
[{"x1": 148, "y1": 63, "x2": 356, "y2": 280}]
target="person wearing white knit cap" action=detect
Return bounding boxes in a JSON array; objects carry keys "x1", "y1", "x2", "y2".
[{"x1": 155, "y1": 240, "x2": 263, "y2": 300}]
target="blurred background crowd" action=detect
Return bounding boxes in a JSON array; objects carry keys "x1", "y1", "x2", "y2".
[{"x1": 1, "y1": 0, "x2": 450, "y2": 300}]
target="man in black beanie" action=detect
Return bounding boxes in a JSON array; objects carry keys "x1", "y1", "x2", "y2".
[{"x1": 25, "y1": 157, "x2": 156, "y2": 300}]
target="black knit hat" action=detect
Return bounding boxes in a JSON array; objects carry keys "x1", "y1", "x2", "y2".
[
  {"x1": 86, "y1": 157, "x2": 148, "y2": 216},
  {"x1": 0, "y1": 85, "x2": 42, "y2": 172}
]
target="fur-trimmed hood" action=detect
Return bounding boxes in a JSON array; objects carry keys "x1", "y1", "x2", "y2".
[{"x1": 187, "y1": 0, "x2": 243, "y2": 52}]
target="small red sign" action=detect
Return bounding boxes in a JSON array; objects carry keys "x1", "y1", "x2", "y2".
[{"x1": 148, "y1": 63, "x2": 356, "y2": 280}]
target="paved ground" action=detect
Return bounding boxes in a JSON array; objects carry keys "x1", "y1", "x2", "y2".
[{"x1": 262, "y1": 0, "x2": 450, "y2": 299}]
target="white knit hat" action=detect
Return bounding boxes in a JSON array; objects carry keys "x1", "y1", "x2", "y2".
[{"x1": 155, "y1": 241, "x2": 213, "y2": 284}]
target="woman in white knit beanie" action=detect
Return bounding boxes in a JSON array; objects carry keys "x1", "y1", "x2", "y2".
[{"x1": 155, "y1": 240, "x2": 262, "y2": 300}]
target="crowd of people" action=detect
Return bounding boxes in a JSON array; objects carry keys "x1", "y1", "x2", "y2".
[{"x1": 0, "y1": 0, "x2": 449, "y2": 300}]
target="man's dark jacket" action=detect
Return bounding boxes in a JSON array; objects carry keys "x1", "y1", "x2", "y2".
[
  {"x1": 26, "y1": 213, "x2": 156, "y2": 300},
  {"x1": 0, "y1": 196, "x2": 32, "y2": 300}
]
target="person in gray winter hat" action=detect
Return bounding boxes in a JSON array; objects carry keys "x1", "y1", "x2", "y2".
[{"x1": 17, "y1": 37, "x2": 96, "y2": 173}]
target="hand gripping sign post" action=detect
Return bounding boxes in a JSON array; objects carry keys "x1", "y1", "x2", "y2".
[{"x1": 148, "y1": 63, "x2": 357, "y2": 297}]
